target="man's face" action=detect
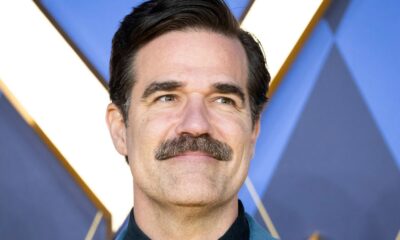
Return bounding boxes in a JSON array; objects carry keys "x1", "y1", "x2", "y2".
[{"x1": 108, "y1": 30, "x2": 260, "y2": 207}]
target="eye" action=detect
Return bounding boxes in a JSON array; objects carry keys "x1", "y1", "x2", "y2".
[
  {"x1": 155, "y1": 94, "x2": 177, "y2": 102},
  {"x1": 215, "y1": 97, "x2": 236, "y2": 106}
]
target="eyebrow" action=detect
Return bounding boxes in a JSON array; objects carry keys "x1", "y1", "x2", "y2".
[
  {"x1": 141, "y1": 81, "x2": 245, "y2": 103},
  {"x1": 212, "y1": 83, "x2": 245, "y2": 103},
  {"x1": 141, "y1": 81, "x2": 183, "y2": 99}
]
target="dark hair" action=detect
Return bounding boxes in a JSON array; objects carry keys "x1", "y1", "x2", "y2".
[{"x1": 109, "y1": 0, "x2": 270, "y2": 126}]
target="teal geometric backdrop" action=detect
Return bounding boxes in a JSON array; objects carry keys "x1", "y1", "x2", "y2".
[
  {"x1": 0, "y1": 91, "x2": 109, "y2": 239},
  {"x1": 247, "y1": 0, "x2": 400, "y2": 238}
]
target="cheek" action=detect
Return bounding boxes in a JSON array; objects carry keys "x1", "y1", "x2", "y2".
[
  {"x1": 224, "y1": 114, "x2": 255, "y2": 148},
  {"x1": 143, "y1": 109, "x2": 178, "y2": 134},
  {"x1": 210, "y1": 113, "x2": 254, "y2": 161},
  {"x1": 210, "y1": 110, "x2": 253, "y2": 141},
  {"x1": 127, "y1": 112, "x2": 170, "y2": 182},
  {"x1": 129, "y1": 109, "x2": 176, "y2": 156}
]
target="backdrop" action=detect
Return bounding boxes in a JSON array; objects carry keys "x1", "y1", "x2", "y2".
[{"x1": 1, "y1": 0, "x2": 399, "y2": 239}]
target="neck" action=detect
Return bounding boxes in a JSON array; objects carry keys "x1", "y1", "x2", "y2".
[{"x1": 134, "y1": 189, "x2": 238, "y2": 240}]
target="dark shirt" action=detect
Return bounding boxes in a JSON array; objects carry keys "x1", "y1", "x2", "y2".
[{"x1": 124, "y1": 200, "x2": 250, "y2": 240}]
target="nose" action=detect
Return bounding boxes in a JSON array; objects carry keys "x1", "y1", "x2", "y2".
[{"x1": 175, "y1": 96, "x2": 212, "y2": 137}]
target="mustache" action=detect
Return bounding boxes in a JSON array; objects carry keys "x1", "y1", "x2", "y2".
[{"x1": 155, "y1": 134, "x2": 233, "y2": 161}]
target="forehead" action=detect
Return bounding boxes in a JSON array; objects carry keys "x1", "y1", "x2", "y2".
[{"x1": 133, "y1": 30, "x2": 248, "y2": 91}]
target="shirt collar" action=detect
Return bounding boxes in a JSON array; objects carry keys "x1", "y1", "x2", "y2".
[{"x1": 124, "y1": 200, "x2": 249, "y2": 240}]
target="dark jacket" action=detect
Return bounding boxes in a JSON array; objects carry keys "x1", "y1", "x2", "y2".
[{"x1": 114, "y1": 213, "x2": 277, "y2": 240}]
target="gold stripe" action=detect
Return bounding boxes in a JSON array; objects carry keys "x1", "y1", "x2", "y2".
[
  {"x1": 268, "y1": 0, "x2": 331, "y2": 98},
  {"x1": 309, "y1": 231, "x2": 321, "y2": 240},
  {"x1": 85, "y1": 211, "x2": 104, "y2": 240},
  {"x1": 0, "y1": 80, "x2": 112, "y2": 239},
  {"x1": 245, "y1": 177, "x2": 280, "y2": 239},
  {"x1": 396, "y1": 230, "x2": 400, "y2": 240},
  {"x1": 0, "y1": 80, "x2": 33, "y2": 125}
]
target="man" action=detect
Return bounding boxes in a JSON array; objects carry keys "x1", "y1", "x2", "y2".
[{"x1": 106, "y1": 0, "x2": 275, "y2": 239}]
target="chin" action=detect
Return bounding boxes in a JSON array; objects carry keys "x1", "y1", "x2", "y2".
[{"x1": 164, "y1": 184, "x2": 223, "y2": 208}]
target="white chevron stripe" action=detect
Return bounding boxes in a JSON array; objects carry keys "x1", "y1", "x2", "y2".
[
  {"x1": 0, "y1": 1, "x2": 132, "y2": 231},
  {"x1": 242, "y1": 0, "x2": 324, "y2": 81}
]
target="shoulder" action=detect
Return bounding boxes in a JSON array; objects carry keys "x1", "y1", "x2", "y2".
[
  {"x1": 114, "y1": 227, "x2": 127, "y2": 240},
  {"x1": 114, "y1": 216, "x2": 129, "y2": 240},
  {"x1": 246, "y1": 213, "x2": 278, "y2": 240}
]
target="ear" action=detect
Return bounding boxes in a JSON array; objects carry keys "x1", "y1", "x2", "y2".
[
  {"x1": 251, "y1": 119, "x2": 261, "y2": 144},
  {"x1": 106, "y1": 103, "x2": 128, "y2": 156}
]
